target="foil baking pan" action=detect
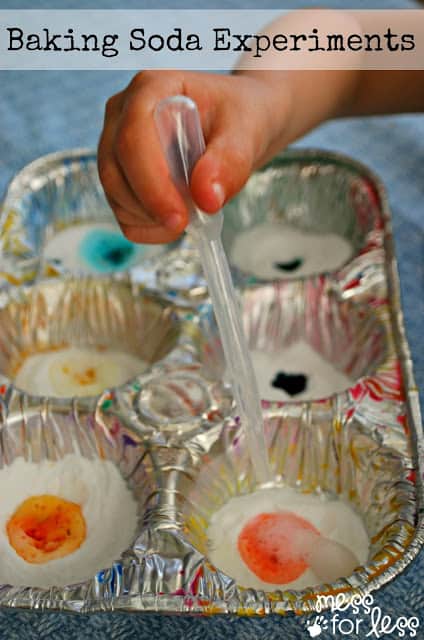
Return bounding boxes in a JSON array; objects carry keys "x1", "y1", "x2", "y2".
[
  {"x1": 0, "y1": 149, "x2": 175, "y2": 293},
  {"x1": 199, "y1": 279, "x2": 392, "y2": 405},
  {"x1": 222, "y1": 152, "x2": 384, "y2": 292},
  {"x1": 0, "y1": 148, "x2": 210, "y2": 306},
  {"x1": 0, "y1": 149, "x2": 421, "y2": 615},
  {"x1": 155, "y1": 149, "x2": 386, "y2": 299},
  {"x1": 0, "y1": 276, "x2": 233, "y2": 439}
]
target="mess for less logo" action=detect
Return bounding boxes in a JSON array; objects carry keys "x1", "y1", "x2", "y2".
[{"x1": 304, "y1": 594, "x2": 420, "y2": 638}]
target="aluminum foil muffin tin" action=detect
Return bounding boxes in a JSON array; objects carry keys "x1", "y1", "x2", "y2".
[
  {"x1": 0, "y1": 148, "x2": 421, "y2": 615},
  {"x1": 223, "y1": 152, "x2": 383, "y2": 288},
  {"x1": 0, "y1": 276, "x2": 233, "y2": 436},
  {"x1": 0, "y1": 149, "x2": 209, "y2": 305},
  {"x1": 0, "y1": 278, "x2": 180, "y2": 384}
]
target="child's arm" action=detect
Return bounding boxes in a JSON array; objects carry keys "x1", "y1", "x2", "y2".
[
  {"x1": 241, "y1": 69, "x2": 424, "y2": 153},
  {"x1": 98, "y1": 12, "x2": 424, "y2": 244}
]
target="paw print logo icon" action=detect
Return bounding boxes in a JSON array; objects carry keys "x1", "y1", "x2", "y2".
[{"x1": 306, "y1": 615, "x2": 328, "y2": 637}]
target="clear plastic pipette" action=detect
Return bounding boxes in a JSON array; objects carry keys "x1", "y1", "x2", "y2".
[{"x1": 155, "y1": 96, "x2": 271, "y2": 484}]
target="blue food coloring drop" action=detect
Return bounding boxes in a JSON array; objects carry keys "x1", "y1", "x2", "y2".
[{"x1": 79, "y1": 228, "x2": 143, "y2": 273}]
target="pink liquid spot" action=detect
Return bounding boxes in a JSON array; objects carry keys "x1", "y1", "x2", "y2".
[{"x1": 237, "y1": 511, "x2": 320, "y2": 584}]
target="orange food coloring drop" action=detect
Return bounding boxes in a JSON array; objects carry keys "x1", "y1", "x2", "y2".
[
  {"x1": 6, "y1": 495, "x2": 86, "y2": 564},
  {"x1": 237, "y1": 511, "x2": 320, "y2": 584}
]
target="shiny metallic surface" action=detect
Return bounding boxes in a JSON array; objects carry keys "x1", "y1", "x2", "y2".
[
  {"x1": 222, "y1": 151, "x2": 386, "y2": 294},
  {"x1": 0, "y1": 276, "x2": 233, "y2": 439},
  {"x1": 0, "y1": 278, "x2": 180, "y2": 383},
  {"x1": 0, "y1": 149, "x2": 421, "y2": 615},
  {"x1": 0, "y1": 149, "x2": 172, "y2": 290}
]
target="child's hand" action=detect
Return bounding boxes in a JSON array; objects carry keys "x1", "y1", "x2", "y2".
[{"x1": 98, "y1": 71, "x2": 290, "y2": 244}]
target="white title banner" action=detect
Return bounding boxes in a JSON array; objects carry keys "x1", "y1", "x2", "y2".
[{"x1": 0, "y1": 10, "x2": 423, "y2": 70}]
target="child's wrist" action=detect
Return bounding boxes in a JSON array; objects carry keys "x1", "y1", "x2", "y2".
[{"x1": 233, "y1": 70, "x2": 294, "y2": 165}]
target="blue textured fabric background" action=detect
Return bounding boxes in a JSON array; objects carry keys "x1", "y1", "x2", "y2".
[{"x1": 0, "y1": 1, "x2": 423, "y2": 638}]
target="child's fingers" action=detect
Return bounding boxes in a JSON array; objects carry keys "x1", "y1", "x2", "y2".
[
  {"x1": 106, "y1": 198, "x2": 157, "y2": 227},
  {"x1": 113, "y1": 77, "x2": 189, "y2": 235},
  {"x1": 98, "y1": 155, "x2": 153, "y2": 225},
  {"x1": 118, "y1": 221, "x2": 183, "y2": 245},
  {"x1": 98, "y1": 94, "x2": 159, "y2": 228},
  {"x1": 190, "y1": 111, "x2": 256, "y2": 214},
  {"x1": 99, "y1": 87, "x2": 184, "y2": 242},
  {"x1": 111, "y1": 197, "x2": 181, "y2": 244},
  {"x1": 107, "y1": 194, "x2": 183, "y2": 243}
]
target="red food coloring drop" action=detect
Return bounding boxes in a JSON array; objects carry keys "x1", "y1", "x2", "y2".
[{"x1": 237, "y1": 511, "x2": 320, "y2": 584}]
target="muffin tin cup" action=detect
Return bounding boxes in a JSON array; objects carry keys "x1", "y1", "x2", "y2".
[
  {"x1": 169, "y1": 406, "x2": 417, "y2": 614},
  {"x1": 0, "y1": 148, "x2": 212, "y2": 306},
  {"x1": 0, "y1": 399, "x2": 158, "y2": 611},
  {"x1": 0, "y1": 149, "x2": 176, "y2": 290},
  {"x1": 221, "y1": 151, "x2": 386, "y2": 293},
  {"x1": 0, "y1": 148, "x2": 421, "y2": 615},
  {"x1": 0, "y1": 276, "x2": 233, "y2": 443}
]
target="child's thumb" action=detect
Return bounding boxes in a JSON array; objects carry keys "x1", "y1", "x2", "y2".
[{"x1": 189, "y1": 124, "x2": 256, "y2": 214}]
